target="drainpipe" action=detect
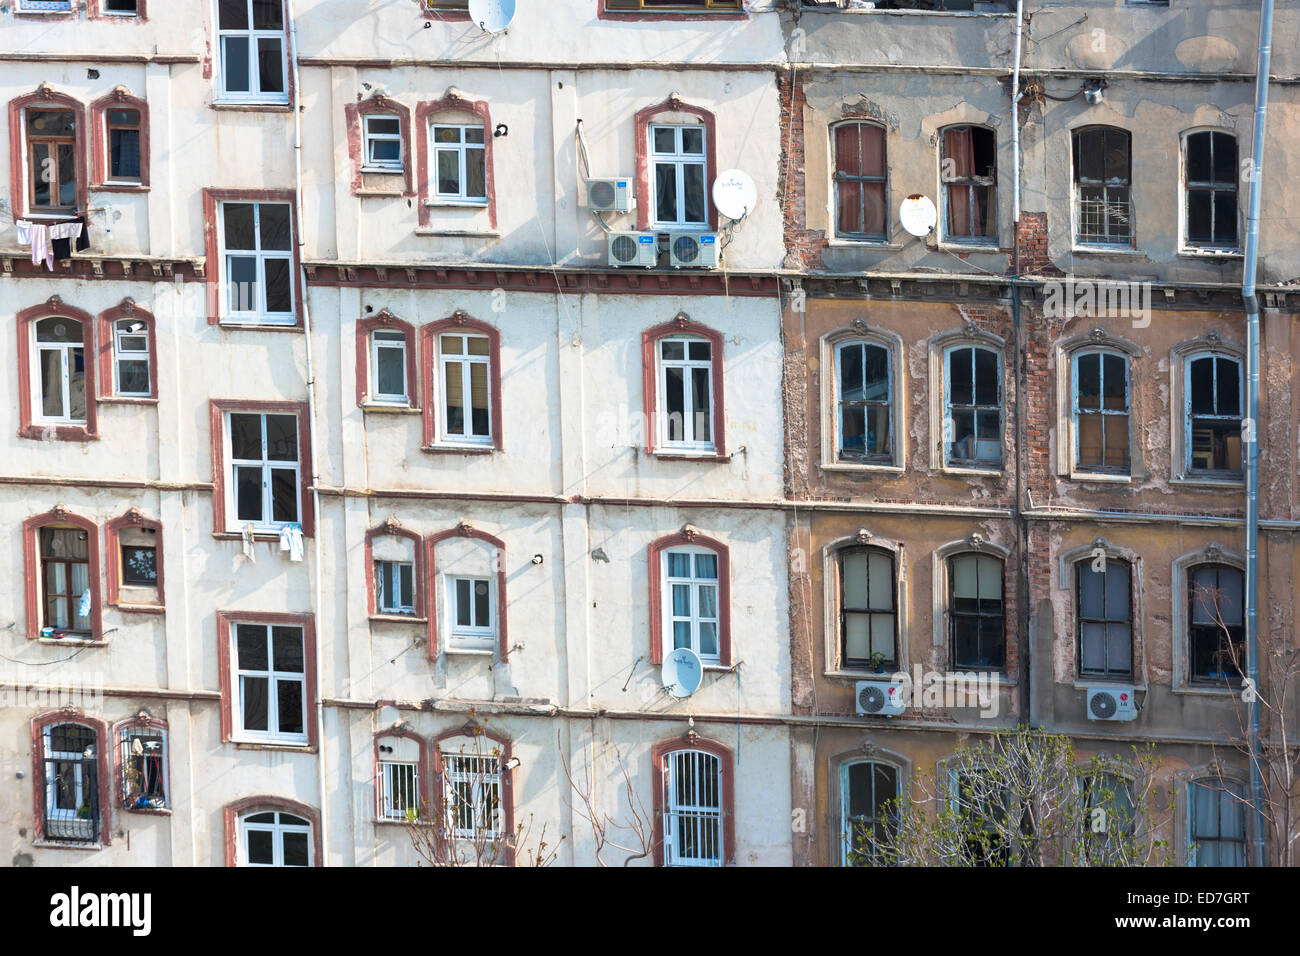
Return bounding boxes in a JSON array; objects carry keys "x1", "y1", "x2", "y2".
[
  {"x1": 1241, "y1": 0, "x2": 1273, "y2": 868},
  {"x1": 1011, "y1": 0, "x2": 1024, "y2": 224},
  {"x1": 285, "y1": 0, "x2": 330, "y2": 866}
]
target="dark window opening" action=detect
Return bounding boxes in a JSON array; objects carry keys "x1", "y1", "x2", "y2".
[
  {"x1": 837, "y1": 341, "x2": 892, "y2": 463},
  {"x1": 1187, "y1": 354, "x2": 1242, "y2": 476},
  {"x1": 1189, "y1": 564, "x2": 1244, "y2": 686},
  {"x1": 120, "y1": 543, "x2": 157, "y2": 587},
  {"x1": 1073, "y1": 126, "x2": 1132, "y2": 245},
  {"x1": 1185, "y1": 131, "x2": 1238, "y2": 248},
  {"x1": 1076, "y1": 558, "x2": 1133, "y2": 679},
  {"x1": 946, "y1": 345, "x2": 1001, "y2": 467},
  {"x1": 942, "y1": 126, "x2": 996, "y2": 240},
  {"x1": 949, "y1": 553, "x2": 1005, "y2": 669},
  {"x1": 840, "y1": 546, "x2": 897, "y2": 669},
  {"x1": 844, "y1": 762, "x2": 898, "y2": 866},
  {"x1": 1074, "y1": 351, "x2": 1130, "y2": 474}
]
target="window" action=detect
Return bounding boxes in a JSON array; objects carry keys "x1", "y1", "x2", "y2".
[
  {"x1": 226, "y1": 411, "x2": 300, "y2": 529},
  {"x1": 26, "y1": 108, "x2": 77, "y2": 213},
  {"x1": 649, "y1": 124, "x2": 708, "y2": 228},
  {"x1": 842, "y1": 761, "x2": 898, "y2": 866},
  {"x1": 438, "y1": 332, "x2": 492, "y2": 444},
  {"x1": 1073, "y1": 127, "x2": 1132, "y2": 246},
  {"x1": 657, "y1": 336, "x2": 714, "y2": 451},
  {"x1": 941, "y1": 126, "x2": 996, "y2": 241},
  {"x1": 1185, "y1": 131, "x2": 1238, "y2": 249},
  {"x1": 121, "y1": 544, "x2": 157, "y2": 586},
  {"x1": 217, "y1": 0, "x2": 287, "y2": 103},
  {"x1": 40, "y1": 527, "x2": 92, "y2": 638},
  {"x1": 105, "y1": 510, "x2": 163, "y2": 610},
  {"x1": 1079, "y1": 771, "x2": 1135, "y2": 865},
  {"x1": 1073, "y1": 351, "x2": 1130, "y2": 474},
  {"x1": 104, "y1": 108, "x2": 141, "y2": 183},
  {"x1": 607, "y1": 0, "x2": 740, "y2": 9},
  {"x1": 442, "y1": 753, "x2": 501, "y2": 840},
  {"x1": 428, "y1": 526, "x2": 508, "y2": 661},
  {"x1": 430, "y1": 124, "x2": 486, "y2": 204},
  {"x1": 1188, "y1": 779, "x2": 1246, "y2": 866},
  {"x1": 239, "y1": 811, "x2": 312, "y2": 866},
  {"x1": 449, "y1": 576, "x2": 495, "y2": 650},
  {"x1": 18, "y1": 1, "x2": 74, "y2": 10},
  {"x1": 231, "y1": 622, "x2": 307, "y2": 743},
  {"x1": 840, "y1": 547, "x2": 897, "y2": 670},
  {"x1": 662, "y1": 749, "x2": 723, "y2": 867},
  {"x1": 833, "y1": 122, "x2": 887, "y2": 240},
  {"x1": 949, "y1": 553, "x2": 1005, "y2": 669},
  {"x1": 118, "y1": 722, "x2": 167, "y2": 811},
  {"x1": 102, "y1": 0, "x2": 139, "y2": 13},
  {"x1": 949, "y1": 767, "x2": 1013, "y2": 865},
  {"x1": 379, "y1": 760, "x2": 419, "y2": 821},
  {"x1": 370, "y1": 329, "x2": 409, "y2": 405},
  {"x1": 1076, "y1": 557, "x2": 1133, "y2": 679},
  {"x1": 1186, "y1": 354, "x2": 1242, "y2": 477},
  {"x1": 1188, "y1": 564, "x2": 1244, "y2": 686},
  {"x1": 111, "y1": 318, "x2": 150, "y2": 397},
  {"x1": 661, "y1": 547, "x2": 721, "y2": 665},
  {"x1": 40, "y1": 723, "x2": 100, "y2": 843},
  {"x1": 375, "y1": 560, "x2": 416, "y2": 615},
  {"x1": 33, "y1": 316, "x2": 86, "y2": 425},
  {"x1": 944, "y1": 345, "x2": 1001, "y2": 468},
  {"x1": 835, "y1": 340, "x2": 891, "y2": 464},
  {"x1": 364, "y1": 114, "x2": 403, "y2": 171},
  {"x1": 219, "y1": 201, "x2": 294, "y2": 324}
]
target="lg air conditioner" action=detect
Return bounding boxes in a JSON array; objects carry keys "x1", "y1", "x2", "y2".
[
  {"x1": 855, "y1": 679, "x2": 906, "y2": 718},
  {"x1": 607, "y1": 232, "x2": 657, "y2": 268},
  {"x1": 586, "y1": 178, "x2": 635, "y2": 213},
  {"x1": 668, "y1": 231, "x2": 720, "y2": 269},
  {"x1": 1086, "y1": 685, "x2": 1139, "y2": 722}
]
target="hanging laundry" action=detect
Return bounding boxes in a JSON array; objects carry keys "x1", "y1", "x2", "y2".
[
  {"x1": 241, "y1": 523, "x2": 257, "y2": 563},
  {"x1": 16, "y1": 219, "x2": 53, "y2": 270},
  {"x1": 50, "y1": 218, "x2": 86, "y2": 262},
  {"x1": 78, "y1": 588, "x2": 92, "y2": 620},
  {"x1": 279, "y1": 523, "x2": 305, "y2": 563}
]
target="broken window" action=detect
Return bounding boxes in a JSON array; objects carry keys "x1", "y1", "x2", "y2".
[
  {"x1": 1076, "y1": 557, "x2": 1133, "y2": 679},
  {"x1": 949, "y1": 553, "x2": 1005, "y2": 670},
  {"x1": 1073, "y1": 350, "x2": 1130, "y2": 474},
  {"x1": 842, "y1": 760, "x2": 898, "y2": 867},
  {"x1": 836, "y1": 340, "x2": 892, "y2": 463},
  {"x1": 840, "y1": 546, "x2": 897, "y2": 670},
  {"x1": 239, "y1": 810, "x2": 312, "y2": 866},
  {"x1": 1186, "y1": 353, "x2": 1242, "y2": 476},
  {"x1": 449, "y1": 576, "x2": 495, "y2": 650},
  {"x1": 662, "y1": 749, "x2": 722, "y2": 866},
  {"x1": 650, "y1": 124, "x2": 708, "y2": 228},
  {"x1": 658, "y1": 336, "x2": 714, "y2": 450},
  {"x1": 363, "y1": 114, "x2": 403, "y2": 171},
  {"x1": 1188, "y1": 779, "x2": 1246, "y2": 867},
  {"x1": 663, "y1": 547, "x2": 721, "y2": 664},
  {"x1": 106, "y1": 108, "x2": 141, "y2": 183},
  {"x1": 26, "y1": 108, "x2": 77, "y2": 213},
  {"x1": 945, "y1": 345, "x2": 1001, "y2": 468},
  {"x1": 217, "y1": 0, "x2": 287, "y2": 102},
  {"x1": 119, "y1": 725, "x2": 167, "y2": 810},
  {"x1": 833, "y1": 121, "x2": 887, "y2": 240},
  {"x1": 1185, "y1": 131, "x2": 1238, "y2": 249},
  {"x1": 941, "y1": 126, "x2": 996, "y2": 241},
  {"x1": 370, "y1": 329, "x2": 409, "y2": 404},
  {"x1": 34, "y1": 316, "x2": 87, "y2": 424},
  {"x1": 375, "y1": 559, "x2": 416, "y2": 615},
  {"x1": 228, "y1": 411, "x2": 300, "y2": 528},
  {"x1": 608, "y1": 0, "x2": 741, "y2": 11},
  {"x1": 442, "y1": 752, "x2": 501, "y2": 840},
  {"x1": 112, "y1": 317, "x2": 150, "y2": 397},
  {"x1": 1188, "y1": 563, "x2": 1244, "y2": 686},
  {"x1": 233, "y1": 622, "x2": 308, "y2": 743},
  {"x1": 439, "y1": 332, "x2": 492, "y2": 444},
  {"x1": 1073, "y1": 126, "x2": 1132, "y2": 245},
  {"x1": 41, "y1": 723, "x2": 100, "y2": 843},
  {"x1": 40, "y1": 526, "x2": 92, "y2": 637},
  {"x1": 220, "y1": 201, "x2": 294, "y2": 323}
]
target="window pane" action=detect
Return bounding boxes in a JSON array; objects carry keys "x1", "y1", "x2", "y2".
[
  {"x1": 838, "y1": 344, "x2": 863, "y2": 400},
  {"x1": 227, "y1": 257, "x2": 258, "y2": 312},
  {"x1": 218, "y1": 0, "x2": 248, "y2": 29},
  {"x1": 257, "y1": 37, "x2": 285, "y2": 93},
  {"x1": 655, "y1": 162, "x2": 677, "y2": 223},
  {"x1": 465, "y1": 148, "x2": 486, "y2": 200},
  {"x1": 653, "y1": 126, "x2": 675, "y2": 153},
  {"x1": 1186, "y1": 132, "x2": 1211, "y2": 182},
  {"x1": 282, "y1": 831, "x2": 309, "y2": 866},
  {"x1": 39, "y1": 349, "x2": 64, "y2": 418},
  {"x1": 698, "y1": 622, "x2": 718, "y2": 657},
  {"x1": 952, "y1": 555, "x2": 978, "y2": 599},
  {"x1": 683, "y1": 163, "x2": 706, "y2": 224},
  {"x1": 376, "y1": 345, "x2": 406, "y2": 398},
  {"x1": 252, "y1": 0, "x2": 283, "y2": 30},
  {"x1": 237, "y1": 623, "x2": 268, "y2": 668},
  {"x1": 246, "y1": 828, "x2": 273, "y2": 864},
  {"x1": 265, "y1": 415, "x2": 297, "y2": 461},
  {"x1": 1105, "y1": 564, "x2": 1130, "y2": 621},
  {"x1": 1102, "y1": 355, "x2": 1127, "y2": 410},
  {"x1": 118, "y1": 359, "x2": 150, "y2": 395},
  {"x1": 221, "y1": 36, "x2": 251, "y2": 93},
  {"x1": 230, "y1": 413, "x2": 262, "y2": 460},
  {"x1": 235, "y1": 465, "x2": 263, "y2": 522},
  {"x1": 1213, "y1": 192, "x2": 1237, "y2": 246},
  {"x1": 844, "y1": 613, "x2": 870, "y2": 662},
  {"x1": 436, "y1": 149, "x2": 459, "y2": 194},
  {"x1": 470, "y1": 361, "x2": 490, "y2": 436},
  {"x1": 277, "y1": 681, "x2": 303, "y2": 734},
  {"x1": 842, "y1": 552, "x2": 868, "y2": 608},
  {"x1": 1189, "y1": 357, "x2": 1214, "y2": 414},
  {"x1": 664, "y1": 366, "x2": 685, "y2": 441},
  {"x1": 949, "y1": 348, "x2": 973, "y2": 406},
  {"x1": 263, "y1": 258, "x2": 293, "y2": 313},
  {"x1": 667, "y1": 552, "x2": 691, "y2": 578},
  {"x1": 974, "y1": 349, "x2": 998, "y2": 406},
  {"x1": 694, "y1": 552, "x2": 717, "y2": 579},
  {"x1": 109, "y1": 128, "x2": 141, "y2": 180},
  {"x1": 867, "y1": 552, "x2": 892, "y2": 610},
  {"x1": 455, "y1": 579, "x2": 471, "y2": 627},
  {"x1": 270, "y1": 469, "x2": 298, "y2": 522},
  {"x1": 241, "y1": 676, "x2": 269, "y2": 731},
  {"x1": 224, "y1": 203, "x2": 256, "y2": 250},
  {"x1": 271, "y1": 626, "x2": 303, "y2": 671},
  {"x1": 473, "y1": 581, "x2": 490, "y2": 627},
  {"x1": 1187, "y1": 190, "x2": 1212, "y2": 244},
  {"x1": 444, "y1": 361, "x2": 464, "y2": 434},
  {"x1": 258, "y1": 204, "x2": 291, "y2": 251},
  {"x1": 691, "y1": 366, "x2": 711, "y2": 441}
]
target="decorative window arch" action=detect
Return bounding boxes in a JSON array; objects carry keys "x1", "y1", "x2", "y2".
[
  {"x1": 346, "y1": 92, "x2": 414, "y2": 197},
  {"x1": 634, "y1": 95, "x2": 719, "y2": 232},
  {"x1": 374, "y1": 724, "x2": 428, "y2": 823},
  {"x1": 927, "y1": 325, "x2": 1007, "y2": 471},
  {"x1": 652, "y1": 733, "x2": 735, "y2": 867},
  {"x1": 1054, "y1": 329, "x2": 1141, "y2": 478},
  {"x1": 89, "y1": 86, "x2": 149, "y2": 189},
  {"x1": 431, "y1": 725, "x2": 516, "y2": 864},
  {"x1": 356, "y1": 310, "x2": 418, "y2": 410},
  {"x1": 1181, "y1": 128, "x2": 1239, "y2": 252},
  {"x1": 822, "y1": 530, "x2": 907, "y2": 674},
  {"x1": 97, "y1": 298, "x2": 157, "y2": 402},
  {"x1": 32, "y1": 710, "x2": 112, "y2": 846},
  {"x1": 1171, "y1": 543, "x2": 1246, "y2": 693},
  {"x1": 223, "y1": 796, "x2": 321, "y2": 866},
  {"x1": 426, "y1": 523, "x2": 508, "y2": 661},
  {"x1": 112, "y1": 712, "x2": 168, "y2": 811},
  {"x1": 365, "y1": 519, "x2": 425, "y2": 621},
  {"x1": 648, "y1": 527, "x2": 731, "y2": 667},
  {"x1": 1058, "y1": 538, "x2": 1145, "y2": 686},
  {"x1": 819, "y1": 323, "x2": 905, "y2": 472},
  {"x1": 8, "y1": 84, "x2": 88, "y2": 219},
  {"x1": 105, "y1": 507, "x2": 163, "y2": 611},
  {"x1": 931, "y1": 534, "x2": 1011, "y2": 672},
  {"x1": 421, "y1": 311, "x2": 503, "y2": 452},
  {"x1": 415, "y1": 89, "x2": 497, "y2": 229},
  {"x1": 641, "y1": 313, "x2": 726, "y2": 458},
  {"x1": 23, "y1": 508, "x2": 102, "y2": 641},
  {"x1": 832, "y1": 745, "x2": 908, "y2": 867},
  {"x1": 1170, "y1": 334, "x2": 1244, "y2": 482},
  {"x1": 17, "y1": 297, "x2": 98, "y2": 442}
]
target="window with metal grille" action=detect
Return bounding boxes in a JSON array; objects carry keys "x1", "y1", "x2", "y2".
[
  {"x1": 1073, "y1": 350, "x2": 1130, "y2": 474},
  {"x1": 650, "y1": 124, "x2": 708, "y2": 228},
  {"x1": 33, "y1": 316, "x2": 86, "y2": 425},
  {"x1": 42, "y1": 723, "x2": 99, "y2": 843},
  {"x1": 217, "y1": 0, "x2": 287, "y2": 103},
  {"x1": 1188, "y1": 563, "x2": 1244, "y2": 686},
  {"x1": 1188, "y1": 779, "x2": 1246, "y2": 866},
  {"x1": 240, "y1": 810, "x2": 312, "y2": 866},
  {"x1": 438, "y1": 332, "x2": 492, "y2": 443},
  {"x1": 944, "y1": 345, "x2": 1001, "y2": 468},
  {"x1": 662, "y1": 547, "x2": 721, "y2": 663},
  {"x1": 227, "y1": 411, "x2": 300, "y2": 528},
  {"x1": 375, "y1": 560, "x2": 416, "y2": 615},
  {"x1": 119, "y1": 727, "x2": 167, "y2": 809},
  {"x1": 379, "y1": 761, "x2": 419, "y2": 821},
  {"x1": 941, "y1": 126, "x2": 996, "y2": 241},
  {"x1": 1076, "y1": 557, "x2": 1133, "y2": 679},
  {"x1": 839, "y1": 546, "x2": 897, "y2": 669},
  {"x1": 220, "y1": 201, "x2": 294, "y2": 323},
  {"x1": 1186, "y1": 353, "x2": 1242, "y2": 476},
  {"x1": 1073, "y1": 126, "x2": 1132, "y2": 245},
  {"x1": 842, "y1": 761, "x2": 898, "y2": 866},
  {"x1": 949, "y1": 553, "x2": 1005, "y2": 669},
  {"x1": 833, "y1": 122, "x2": 887, "y2": 240},
  {"x1": 835, "y1": 340, "x2": 892, "y2": 463},
  {"x1": 442, "y1": 753, "x2": 500, "y2": 839},
  {"x1": 40, "y1": 526, "x2": 92, "y2": 636},
  {"x1": 658, "y1": 336, "x2": 713, "y2": 450},
  {"x1": 232, "y1": 622, "x2": 307, "y2": 743},
  {"x1": 663, "y1": 749, "x2": 722, "y2": 867},
  {"x1": 1184, "y1": 131, "x2": 1238, "y2": 249}
]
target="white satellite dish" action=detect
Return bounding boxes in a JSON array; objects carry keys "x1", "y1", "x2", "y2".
[
  {"x1": 468, "y1": 0, "x2": 516, "y2": 33},
  {"x1": 661, "y1": 646, "x2": 704, "y2": 699},
  {"x1": 899, "y1": 194, "x2": 938, "y2": 238},
  {"x1": 712, "y1": 168, "x2": 758, "y2": 221}
]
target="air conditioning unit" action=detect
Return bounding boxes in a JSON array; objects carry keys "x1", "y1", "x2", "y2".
[
  {"x1": 586, "y1": 178, "x2": 635, "y2": 213},
  {"x1": 668, "y1": 231, "x2": 720, "y2": 269},
  {"x1": 855, "y1": 679, "x2": 906, "y2": 718},
  {"x1": 607, "y1": 232, "x2": 657, "y2": 268},
  {"x1": 1086, "y1": 685, "x2": 1139, "y2": 722}
]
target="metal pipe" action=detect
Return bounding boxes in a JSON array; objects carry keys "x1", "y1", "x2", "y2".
[
  {"x1": 1011, "y1": 0, "x2": 1024, "y2": 224},
  {"x1": 1241, "y1": 0, "x2": 1274, "y2": 868}
]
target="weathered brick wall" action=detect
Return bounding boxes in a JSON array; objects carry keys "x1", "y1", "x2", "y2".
[{"x1": 778, "y1": 70, "x2": 826, "y2": 271}]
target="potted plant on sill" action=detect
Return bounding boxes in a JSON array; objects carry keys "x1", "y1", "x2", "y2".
[{"x1": 869, "y1": 652, "x2": 889, "y2": 675}]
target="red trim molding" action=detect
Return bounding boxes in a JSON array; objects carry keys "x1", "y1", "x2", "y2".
[
  {"x1": 599, "y1": 1, "x2": 745, "y2": 21},
  {"x1": 414, "y1": 91, "x2": 497, "y2": 230},
  {"x1": 223, "y1": 795, "x2": 322, "y2": 866},
  {"x1": 8, "y1": 84, "x2": 89, "y2": 219},
  {"x1": 23, "y1": 508, "x2": 102, "y2": 640},
  {"x1": 104, "y1": 507, "x2": 164, "y2": 612},
  {"x1": 208, "y1": 399, "x2": 315, "y2": 537},
  {"x1": 17, "y1": 297, "x2": 98, "y2": 442},
  {"x1": 425, "y1": 524, "x2": 508, "y2": 662},
  {"x1": 648, "y1": 530, "x2": 731, "y2": 666},
  {"x1": 431, "y1": 724, "x2": 516, "y2": 865},
  {"x1": 420, "y1": 311, "x2": 503, "y2": 451},
  {"x1": 640, "y1": 313, "x2": 726, "y2": 457},
  {"x1": 651, "y1": 733, "x2": 735, "y2": 866},
  {"x1": 372, "y1": 724, "x2": 430, "y2": 823},
  {"x1": 96, "y1": 298, "x2": 157, "y2": 400},
  {"x1": 634, "y1": 95, "x2": 719, "y2": 232},
  {"x1": 215, "y1": 611, "x2": 318, "y2": 748},
  {"x1": 356, "y1": 310, "x2": 419, "y2": 409},
  {"x1": 201, "y1": 188, "x2": 303, "y2": 328},
  {"x1": 345, "y1": 93, "x2": 414, "y2": 197},
  {"x1": 111, "y1": 713, "x2": 169, "y2": 811},
  {"x1": 88, "y1": 0, "x2": 147, "y2": 19},
  {"x1": 365, "y1": 519, "x2": 426, "y2": 620},
  {"x1": 89, "y1": 87, "x2": 149, "y2": 190},
  {"x1": 32, "y1": 710, "x2": 113, "y2": 846}
]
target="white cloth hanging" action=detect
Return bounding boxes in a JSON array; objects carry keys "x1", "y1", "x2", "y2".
[
  {"x1": 241, "y1": 523, "x2": 257, "y2": 563},
  {"x1": 77, "y1": 588, "x2": 92, "y2": 619},
  {"x1": 16, "y1": 219, "x2": 53, "y2": 271},
  {"x1": 279, "y1": 523, "x2": 304, "y2": 563}
]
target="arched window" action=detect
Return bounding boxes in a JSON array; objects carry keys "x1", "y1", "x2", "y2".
[
  {"x1": 1187, "y1": 563, "x2": 1244, "y2": 685},
  {"x1": 1072, "y1": 349, "x2": 1130, "y2": 474},
  {"x1": 661, "y1": 748, "x2": 723, "y2": 867},
  {"x1": 1185, "y1": 353, "x2": 1242, "y2": 477},
  {"x1": 659, "y1": 544, "x2": 722, "y2": 665},
  {"x1": 33, "y1": 316, "x2": 87, "y2": 426},
  {"x1": 943, "y1": 344, "x2": 1001, "y2": 468},
  {"x1": 1183, "y1": 130, "x2": 1239, "y2": 250},
  {"x1": 834, "y1": 340, "x2": 892, "y2": 464},
  {"x1": 1078, "y1": 769, "x2": 1136, "y2": 865},
  {"x1": 238, "y1": 810, "x2": 313, "y2": 866},
  {"x1": 940, "y1": 125, "x2": 996, "y2": 241},
  {"x1": 839, "y1": 546, "x2": 897, "y2": 670},
  {"x1": 832, "y1": 121, "x2": 887, "y2": 241},
  {"x1": 948, "y1": 552, "x2": 1005, "y2": 669},
  {"x1": 1073, "y1": 126, "x2": 1132, "y2": 246},
  {"x1": 38, "y1": 722, "x2": 104, "y2": 843},
  {"x1": 1075, "y1": 556, "x2": 1133, "y2": 679},
  {"x1": 841, "y1": 760, "x2": 899, "y2": 866}
]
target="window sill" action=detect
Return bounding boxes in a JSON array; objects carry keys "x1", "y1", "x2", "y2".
[
  {"x1": 211, "y1": 100, "x2": 292, "y2": 112},
  {"x1": 1068, "y1": 471, "x2": 1132, "y2": 484},
  {"x1": 217, "y1": 320, "x2": 302, "y2": 333},
  {"x1": 113, "y1": 602, "x2": 165, "y2": 615},
  {"x1": 214, "y1": 530, "x2": 312, "y2": 542},
  {"x1": 21, "y1": 424, "x2": 97, "y2": 443},
  {"x1": 361, "y1": 167, "x2": 405, "y2": 176},
  {"x1": 941, "y1": 671, "x2": 1016, "y2": 687},
  {"x1": 940, "y1": 464, "x2": 1004, "y2": 478},
  {"x1": 1171, "y1": 684, "x2": 1239, "y2": 698},
  {"x1": 414, "y1": 227, "x2": 500, "y2": 238},
  {"x1": 824, "y1": 669, "x2": 901, "y2": 681},
  {"x1": 826, "y1": 238, "x2": 904, "y2": 250},
  {"x1": 938, "y1": 241, "x2": 1002, "y2": 254},
  {"x1": 1072, "y1": 679, "x2": 1145, "y2": 692},
  {"x1": 32, "y1": 840, "x2": 103, "y2": 851},
  {"x1": 821, "y1": 461, "x2": 905, "y2": 476},
  {"x1": 651, "y1": 449, "x2": 726, "y2": 462},
  {"x1": 1069, "y1": 245, "x2": 1145, "y2": 258},
  {"x1": 444, "y1": 646, "x2": 495, "y2": 657},
  {"x1": 38, "y1": 636, "x2": 106, "y2": 647},
  {"x1": 94, "y1": 182, "x2": 149, "y2": 193},
  {"x1": 362, "y1": 402, "x2": 421, "y2": 415},
  {"x1": 424, "y1": 200, "x2": 489, "y2": 209},
  {"x1": 356, "y1": 189, "x2": 406, "y2": 198},
  {"x1": 371, "y1": 614, "x2": 427, "y2": 625},
  {"x1": 1171, "y1": 474, "x2": 1244, "y2": 489},
  {"x1": 1179, "y1": 247, "x2": 1243, "y2": 260},
  {"x1": 100, "y1": 396, "x2": 159, "y2": 405},
  {"x1": 231, "y1": 740, "x2": 315, "y2": 753},
  {"x1": 21, "y1": 212, "x2": 78, "y2": 222},
  {"x1": 422, "y1": 443, "x2": 496, "y2": 455},
  {"x1": 123, "y1": 806, "x2": 171, "y2": 816}
]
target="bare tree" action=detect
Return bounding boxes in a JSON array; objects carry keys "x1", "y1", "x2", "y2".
[{"x1": 558, "y1": 732, "x2": 658, "y2": 866}]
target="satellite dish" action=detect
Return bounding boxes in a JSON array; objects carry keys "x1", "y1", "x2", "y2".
[
  {"x1": 712, "y1": 168, "x2": 758, "y2": 221},
  {"x1": 468, "y1": 0, "x2": 516, "y2": 33},
  {"x1": 899, "y1": 194, "x2": 938, "y2": 238},
  {"x1": 661, "y1": 646, "x2": 704, "y2": 699}
]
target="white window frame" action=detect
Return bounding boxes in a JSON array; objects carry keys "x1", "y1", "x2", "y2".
[
  {"x1": 1071, "y1": 348, "x2": 1131, "y2": 475},
  {"x1": 437, "y1": 331, "x2": 493, "y2": 446},
  {"x1": 942, "y1": 343, "x2": 1002, "y2": 469},
  {"x1": 375, "y1": 559, "x2": 416, "y2": 615},
  {"x1": 660, "y1": 546, "x2": 722, "y2": 665},
  {"x1": 32, "y1": 318, "x2": 86, "y2": 425},
  {"x1": 442, "y1": 752, "x2": 501, "y2": 840},
  {"x1": 662, "y1": 749, "x2": 723, "y2": 868},
  {"x1": 363, "y1": 113, "x2": 404, "y2": 172},
  {"x1": 370, "y1": 329, "x2": 409, "y2": 405},
  {"x1": 429, "y1": 124, "x2": 487, "y2": 205},
  {"x1": 1183, "y1": 351, "x2": 1243, "y2": 477},
  {"x1": 656, "y1": 335, "x2": 715, "y2": 452},
  {"x1": 113, "y1": 318, "x2": 150, "y2": 398},
  {"x1": 231, "y1": 622, "x2": 308, "y2": 744},
  {"x1": 447, "y1": 575, "x2": 495, "y2": 651},
  {"x1": 216, "y1": 0, "x2": 288, "y2": 104},
  {"x1": 225, "y1": 411, "x2": 301, "y2": 531},
  {"x1": 379, "y1": 760, "x2": 419, "y2": 821},
  {"x1": 648, "y1": 123, "x2": 709, "y2": 229},
  {"x1": 239, "y1": 810, "x2": 313, "y2": 866},
  {"x1": 219, "y1": 201, "x2": 295, "y2": 325},
  {"x1": 833, "y1": 339, "x2": 893, "y2": 465}
]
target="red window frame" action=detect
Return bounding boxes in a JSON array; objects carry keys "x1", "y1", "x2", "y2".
[
  {"x1": 634, "y1": 96, "x2": 719, "y2": 233},
  {"x1": 414, "y1": 91, "x2": 498, "y2": 230},
  {"x1": 430, "y1": 725, "x2": 516, "y2": 865},
  {"x1": 421, "y1": 311, "x2": 503, "y2": 452},
  {"x1": 8, "y1": 86, "x2": 88, "y2": 219},
  {"x1": 97, "y1": 299, "x2": 157, "y2": 401},
  {"x1": 23, "y1": 510, "x2": 103, "y2": 641},
  {"x1": 373, "y1": 724, "x2": 430, "y2": 824},
  {"x1": 356, "y1": 310, "x2": 419, "y2": 409},
  {"x1": 651, "y1": 734, "x2": 735, "y2": 867},
  {"x1": 426, "y1": 525, "x2": 509, "y2": 662},
  {"x1": 648, "y1": 530, "x2": 732, "y2": 666},
  {"x1": 201, "y1": 187, "x2": 304, "y2": 328},
  {"x1": 31, "y1": 711, "x2": 113, "y2": 847},
  {"x1": 208, "y1": 399, "x2": 315, "y2": 538},
  {"x1": 365, "y1": 520, "x2": 427, "y2": 621},
  {"x1": 90, "y1": 89, "x2": 149, "y2": 189},
  {"x1": 346, "y1": 93, "x2": 414, "y2": 197},
  {"x1": 105, "y1": 508, "x2": 164, "y2": 612},
  {"x1": 216, "y1": 610, "x2": 319, "y2": 748},
  {"x1": 223, "y1": 795, "x2": 322, "y2": 866},
  {"x1": 641, "y1": 313, "x2": 726, "y2": 458},
  {"x1": 17, "y1": 298, "x2": 99, "y2": 442},
  {"x1": 112, "y1": 713, "x2": 169, "y2": 812}
]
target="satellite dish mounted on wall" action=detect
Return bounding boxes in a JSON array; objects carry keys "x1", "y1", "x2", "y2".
[
  {"x1": 468, "y1": 0, "x2": 516, "y2": 33},
  {"x1": 899, "y1": 194, "x2": 938, "y2": 238},
  {"x1": 712, "y1": 168, "x2": 758, "y2": 221},
  {"x1": 661, "y1": 646, "x2": 704, "y2": 699}
]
